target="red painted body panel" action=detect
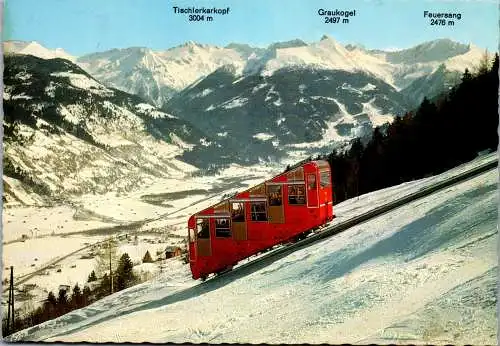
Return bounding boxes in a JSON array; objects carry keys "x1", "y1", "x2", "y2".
[{"x1": 187, "y1": 160, "x2": 335, "y2": 279}]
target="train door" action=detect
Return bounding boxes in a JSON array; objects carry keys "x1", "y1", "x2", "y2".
[
  {"x1": 231, "y1": 201, "x2": 247, "y2": 240},
  {"x1": 319, "y1": 169, "x2": 334, "y2": 220},
  {"x1": 307, "y1": 173, "x2": 319, "y2": 207},
  {"x1": 196, "y1": 218, "x2": 211, "y2": 256},
  {"x1": 267, "y1": 184, "x2": 284, "y2": 223}
]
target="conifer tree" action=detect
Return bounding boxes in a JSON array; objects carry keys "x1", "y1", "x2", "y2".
[
  {"x1": 43, "y1": 291, "x2": 58, "y2": 319},
  {"x1": 87, "y1": 270, "x2": 97, "y2": 282},
  {"x1": 97, "y1": 273, "x2": 111, "y2": 298},
  {"x1": 116, "y1": 253, "x2": 135, "y2": 290},
  {"x1": 142, "y1": 250, "x2": 153, "y2": 263},
  {"x1": 491, "y1": 53, "x2": 499, "y2": 73},
  {"x1": 71, "y1": 284, "x2": 83, "y2": 308},
  {"x1": 57, "y1": 289, "x2": 69, "y2": 315},
  {"x1": 57, "y1": 289, "x2": 68, "y2": 305},
  {"x1": 47, "y1": 291, "x2": 57, "y2": 305},
  {"x1": 477, "y1": 49, "x2": 491, "y2": 75},
  {"x1": 462, "y1": 68, "x2": 473, "y2": 83},
  {"x1": 82, "y1": 285, "x2": 92, "y2": 306}
]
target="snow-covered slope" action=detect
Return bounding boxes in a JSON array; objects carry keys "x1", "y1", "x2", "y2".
[
  {"x1": 359, "y1": 38, "x2": 484, "y2": 89},
  {"x1": 5, "y1": 38, "x2": 483, "y2": 110},
  {"x1": 258, "y1": 37, "x2": 484, "y2": 90},
  {"x1": 445, "y1": 44, "x2": 486, "y2": 72},
  {"x1": 8, "y1": 154, "x2": 497, "y2": 344}
]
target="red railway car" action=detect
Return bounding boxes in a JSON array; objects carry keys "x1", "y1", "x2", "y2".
[{"x1": 187, "y1": 160, "x2": 335, "y2": 280}]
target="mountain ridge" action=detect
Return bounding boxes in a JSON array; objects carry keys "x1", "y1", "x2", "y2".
[{"x1": 4, "y1": 37, "x2": 484, "y2": 107}]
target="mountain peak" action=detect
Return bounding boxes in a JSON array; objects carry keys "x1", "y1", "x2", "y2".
[
  {"x1": 4, "y1": 40, "x2": 75, "y2": 62},
  {"x1": 319, "y1": 34, "x2": 341, "y2": 44},
  {"x1": 183, "y1": 40, "x2": 205, "y2": 48},
  {"x1": 385, "y1": 38, "x2": 471, "y2": 64}
]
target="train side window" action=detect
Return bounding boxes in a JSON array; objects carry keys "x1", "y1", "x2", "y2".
[
  {"x1": 251, "y1": 202, "x2": 268, "y2": 221},
  {"x1": 320, "y1": 171, "x2": 331, "y2": 187},
  {"x1": 215, "y1": 218, "x2": 231, "y2": 238},
  {"x1": 308, "y1": 174, "x2": 317, "y2": 189},
  {"x1": 189, "y1": 228, "x2": 196, "y2": 243},
  {"x1": 288, "y1": 184, "x2": 306, "y2": 205},
  {"x1": 267, "y1": 185, "x2": 282, "y2": 206},
  {"x1": 196, "y1": 219, "x2": 210, "y2": 239},
  {"x1": 231, "y1": 202, "x2": 245, "y2": 222}
]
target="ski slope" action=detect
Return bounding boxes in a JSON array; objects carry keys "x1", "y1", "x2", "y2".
[{"x1": 7, "y1": 154, "x2": 498, "y2": 344}]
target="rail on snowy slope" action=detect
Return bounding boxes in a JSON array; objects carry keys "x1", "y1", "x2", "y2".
[{"x1": 213, "y1": 157, "x2": 498, "y2": 282}]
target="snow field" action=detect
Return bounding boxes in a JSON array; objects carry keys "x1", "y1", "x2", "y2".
[
  {"x1": 2, "y1": 205, "x2": 117, "y2": 243},
  {"x1": 2, "y1": 236, "x2": 99, "y2": 278}
]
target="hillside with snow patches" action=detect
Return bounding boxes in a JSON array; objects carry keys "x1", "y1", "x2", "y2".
[
  {"x1": 6, "y1": 153, "x2": 498, "y2": 344},
  {"x1": 2, "y1": 54, "x2": 224, "y2": 204},
  {"x1": 165, "y1": 64, "x2": 407, "y2": 162},
  {"x1": 75, "y1": 42, "x2": 245, "y2": 108}
]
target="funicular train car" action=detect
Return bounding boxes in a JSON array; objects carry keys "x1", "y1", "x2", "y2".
[{"x1": 187, "y1": 160, "x2": 334, "y2": 280}]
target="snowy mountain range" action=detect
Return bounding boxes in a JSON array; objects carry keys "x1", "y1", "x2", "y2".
[{"x1": 5, "y1": 37, "x2": 485, "y2": 109}]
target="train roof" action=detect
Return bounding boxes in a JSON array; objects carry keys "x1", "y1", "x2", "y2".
[{"x1": 189, "y1": 159, "x2": 330, "y2": 220}]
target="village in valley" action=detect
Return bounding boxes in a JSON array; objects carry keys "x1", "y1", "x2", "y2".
[{"x1": 2, "y1": 222, "x2": 188, "y2": 326}]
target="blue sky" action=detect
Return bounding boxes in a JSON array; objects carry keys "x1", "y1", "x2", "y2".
[{"x1": 4, "y1": 0, "x2": 498, "y2": 56}]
